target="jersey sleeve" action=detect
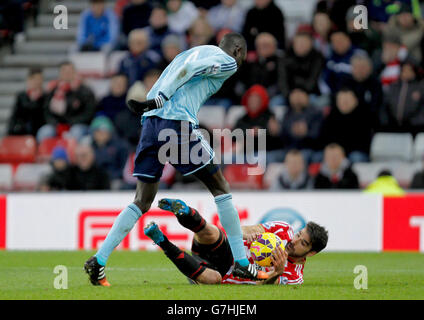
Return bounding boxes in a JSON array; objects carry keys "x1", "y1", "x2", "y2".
[
  {"x1": 159, "y1": 53, "x2": 237, "y2": 100},
  {"x1": 260, "y1": 221, "x2": 294, "y2": 243}
]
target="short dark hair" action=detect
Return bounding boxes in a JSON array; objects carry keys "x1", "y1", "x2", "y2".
[
  {"x1": 28, "y1": 67, "x2": 43, "y2": 77},
  {"x1": 306, "y1": 221, "x2": 328, "y2": 253},
  {"x1": 219, "y1": 32, "x2": 246, "y2": 53}
]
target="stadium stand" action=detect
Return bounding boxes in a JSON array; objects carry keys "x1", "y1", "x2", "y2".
[
  {"x1": 13, "y1": 163, "x2": 51, "y2": 191},
  {"x1": 0, "y1": 0, "x2": 423, "y2": 192}
]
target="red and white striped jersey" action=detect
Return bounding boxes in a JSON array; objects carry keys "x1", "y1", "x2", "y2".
[{"x1": 221, "y1": 221, "x2": 305, "y2": 285}]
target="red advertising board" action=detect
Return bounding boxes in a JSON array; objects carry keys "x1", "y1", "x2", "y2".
[
  {"x1": 0, "y1": 195, "x2": 6, "y2": 249},
  {"x1": 383, "y1": 195, "x2": 424, "y2": 251}
]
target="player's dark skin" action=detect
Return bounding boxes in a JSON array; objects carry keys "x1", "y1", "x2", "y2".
[{"x1": 133, "y1": 37, "x2": 247, "y2": 214}]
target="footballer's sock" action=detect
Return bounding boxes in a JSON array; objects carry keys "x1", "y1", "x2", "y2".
[
  {"x1": 214, "y1": 194, "x2": 249, "y2": 267},
  {"x1": 158, "y1": 235, "x2": 205, "y2": 280},
  {"x1": 176, "y1": 207, "x2": 207, "y2": 233},
  {"x1": 95, "y1": 203, "x2": 142, "y2": 266}
]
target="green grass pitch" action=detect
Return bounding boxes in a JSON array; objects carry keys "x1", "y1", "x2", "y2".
[{"x1": 0, "y1": 250, "x2": 423, "y2": 300}]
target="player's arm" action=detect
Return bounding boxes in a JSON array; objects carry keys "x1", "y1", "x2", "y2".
[
  {"x1": 256, "y1": 246, "x2": 288, "y2": 285},
  {"x1": 241, "y1": 224, "x2": 265, "y2": 243}
]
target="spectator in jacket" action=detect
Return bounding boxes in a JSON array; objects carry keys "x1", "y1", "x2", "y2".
[
  {"x1": 313, "y1": 143, "x2": 359, "y2": 189},
  {"x1": 320, "y1": 88, "x2": 373, "y2": 163},
  {"x1": 383, "y1": 3, "x2": 424, "y2": 64},
  {"x1": 365, "y1": 170, "x2": 405, "y2": 196},
  {"x1": 36, "y1": 61, "x2": 96, "y2": 143},
  {"x1": 121, "y1": 0, "x2": 152, "y2": 37},
  {"x1": 90, "y1": 116, "x2": 128, "y2": 187},
  {"x1": 119, "y1": 28, "x2": 159, "y2": 86},
  {"x1": 242, "y1": 0, "x2": 285, "y2": 50},
  {"x1": 323, "y1": 30, "x2": 360, "y2": 93},
  {"x1": 341, "y1": 52, "x2": 383, "y2": 119},
  {"x1": 76, "y1": 0, "x2": 119, "y2": 52},
  {"x1": 157, "y1": 34, "x2": 185, "y2": 71},
  {"x1": 278, "y1": 27, "x2": 325, "y2": 99},
  {"x1": 8, "y1": 68, "x2": 46, "y2": 136},
  {"x1": 279, "y1": 88, "x2": 323, "y2": 163},
  {"x1": 42, "y1": 146, "x2": 73, "y2": 191},
  {"x1": 143, "y1": 5, "x2": 175, "y2": 58},
  {"x1": 312, "y1": 10, "x2": 333, "y2": 59},
  {"x1": 239, "y1": 32, "x2": 283, "y2": 99},
  {"x1": 270, "y1": 149, "x2": 312, "y2": 190},
  {"x1": 187, "y1": 17, "x2": 216, "y2": 48},
  {"x1": 378, "y1": 33, "x2": 408, "y2": 88},
  {"x1": 166, "y1": 0, "x2": 199, "y2": 34},
  {"x1": 234, "y1": 84, "x2": 281, "y2": 153},
  {"x1": 68, "y1": 143, "x2": 110, "y2": 190},
  {"x1": 378, "y1": 59, "x2": 424, "y2": 134},
  {"x1": 345, "y1": 5, "x2": 382, "y2": 59},
  {"x1": 207, "y1": 0, "x2": 246, "y2": 33},
  {"x1": 96, "y1": 73, "x2": 128, "y2": 121}
]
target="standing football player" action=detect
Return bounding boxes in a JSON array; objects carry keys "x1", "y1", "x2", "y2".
[
  {"x1": 144, "y1": 198, "x2": 329, "y2": 285},
  {"x1": 84, "y1": 33, "x2": 268, "y2": 286}
]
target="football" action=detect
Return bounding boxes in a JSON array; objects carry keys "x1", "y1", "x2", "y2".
[{"x1": 249, "y1": 232, "x2": 285, "y2": 267}]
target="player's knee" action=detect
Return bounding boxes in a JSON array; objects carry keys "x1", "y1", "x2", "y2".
[
  {"x1": 211, "y1": 176, "x2": 230, "y2": 197},
  {"x1": 196, "y1": 269, "x2": 222, "y2": 284},
  {"x1": 133, "y1": 199, "x2": 151, "y2": 214}
]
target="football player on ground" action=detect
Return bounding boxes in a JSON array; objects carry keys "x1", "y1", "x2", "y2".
[
  {"x1": 84, "y1": 33, "x2": 268, "y2": 286},
  {"x1": 144, "y1": 198, "x2": 329, "y2": 285}
]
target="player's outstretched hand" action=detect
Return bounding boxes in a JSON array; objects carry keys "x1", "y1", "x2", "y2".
[
  {"x1": 245, "y1": 232, "x2": 261, "y2": 243},
  {"x1": 270, "y1": 246, "x2": 288, "y2": 275}
]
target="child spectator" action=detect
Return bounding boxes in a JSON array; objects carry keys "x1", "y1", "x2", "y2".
[
  {"x1": 89, "y1": 116, "x2": 129, "y2": 188},
  {"x1": 8, "y1": 68, "x2": 46, "y2": 136}
]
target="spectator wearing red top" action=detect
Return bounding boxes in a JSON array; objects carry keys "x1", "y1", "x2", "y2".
[
  {"x1": 313, "y1": 143, "x2": 359, "y2": 190},
  {"x1": 234, "y1": 84, "x2": 281, "y2": 154},
  {"x1": 36, "y1": 61, "x2": 96, "y2": 143}
]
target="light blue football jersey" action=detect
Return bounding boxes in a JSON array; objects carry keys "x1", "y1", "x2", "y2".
[{"x1": 143, "y1": 45, "x2": 237, "y2": 125}]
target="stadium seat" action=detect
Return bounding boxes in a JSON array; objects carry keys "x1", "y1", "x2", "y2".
[
  {"x1": 69, "y1": 52, "x2": 107, "y2": 78},
  {"x1": 413, "y1": 133, "x2": 424, "y2": 161},
  {"x1": 36, "y1": 137, "x2": 77, "y2": 163},
  {"x1": 197, "y1": 105, "x2": 226, "y2": 130},
  {"x1": 107, "y1": 51, "x2": 128, "y2": 76},
  {"x1": 84, "y1": 78, "x2": 111, "y2": 100},
  {"x1": 225, "y1": 105, "x2": 246, "y2": 129},
  {"x1": 13, "y1": 163, "x2": 52, "y2": 191},
  {"x1": 0, "y1": 164, "x2": 13, "y2": 191},
  {"x1": 370, "y1": 133, "x2": 413, "y2": 162},
  {"x1": 352, "y1": 161, "x2": 420, "y2": 189},
  {"x1": 263, "y1": 163, "x2": 285, "y2": 189},
  {"x1": 0, "y1": 135, "x2": 37, "y2": 164},
  {"x1": 223, "y1": 164, "x2": 264, "y2": 190}
]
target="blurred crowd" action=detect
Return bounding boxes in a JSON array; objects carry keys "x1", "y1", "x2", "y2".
[{"x1": 3, "y1": 0, "x2": 424, "y2": 192}]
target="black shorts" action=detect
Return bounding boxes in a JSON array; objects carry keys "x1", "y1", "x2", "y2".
[
  {"x1": 133, "y1": 116, "x2": 218, "y2": 182},
  {"x1": 190, "y1": 229, "x2": 234, "y2": 277}
]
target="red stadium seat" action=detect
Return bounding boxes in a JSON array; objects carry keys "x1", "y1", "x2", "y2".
[
  {"x1": 223, "y1": 164, "x2": 264, "y2": 190},
  {"x1": 0, "y1": 135, "x2": 37, "y2": 164},
  {"x1": 36, "y1": 137, "x2": 77, "y2": 163}
]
